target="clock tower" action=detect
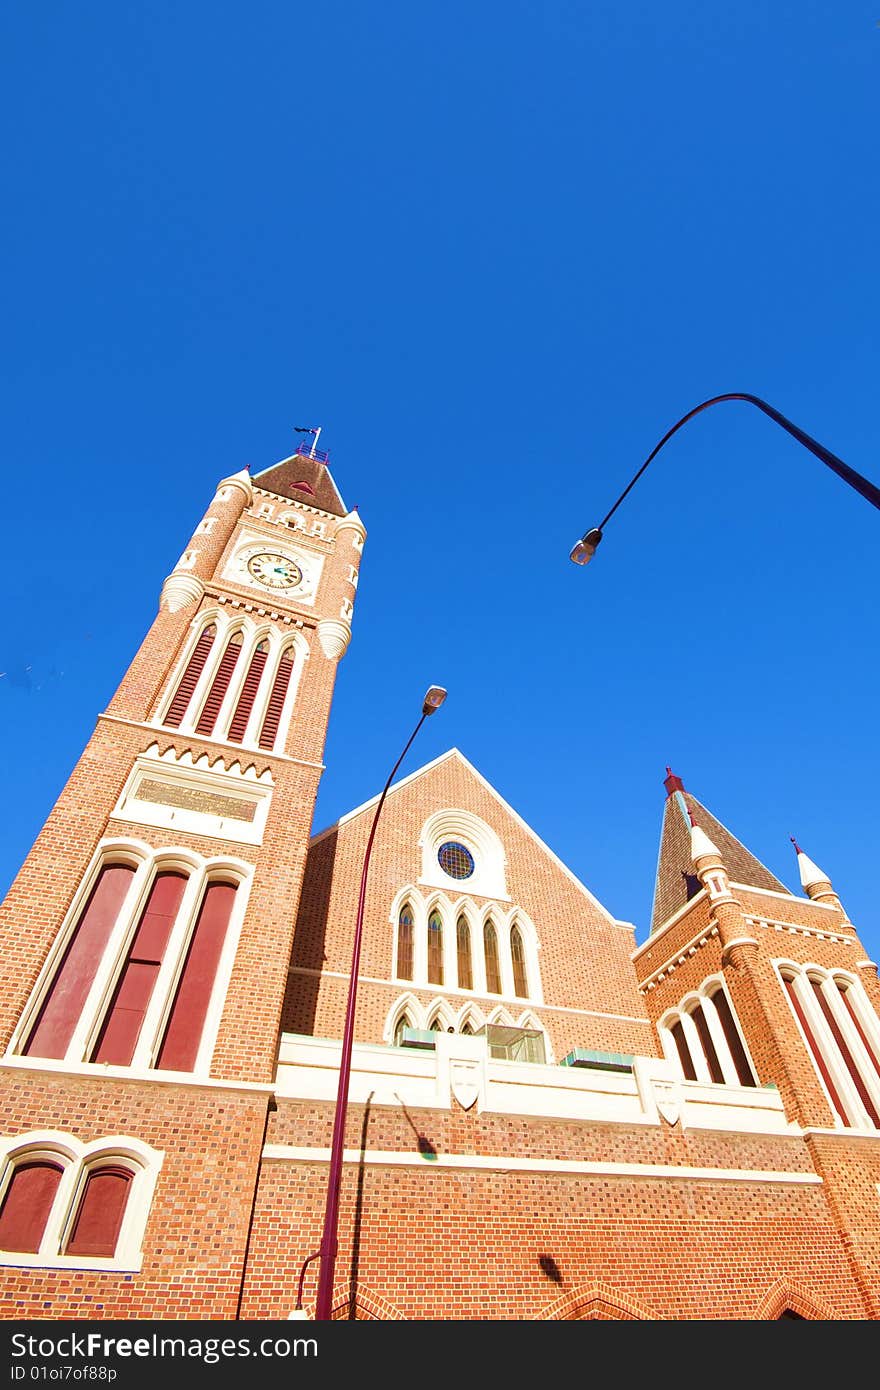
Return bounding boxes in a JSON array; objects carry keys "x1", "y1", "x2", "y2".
[{"x1": 0, "y1": 446, "x2": 365, "y2": 1317}]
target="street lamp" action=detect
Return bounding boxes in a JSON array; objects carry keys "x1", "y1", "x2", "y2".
[
  {"x1": 569, "y1": 392, "x2": 880, "y2": 565},
  {"x1": 312, "y1": 685, "x2": 448, "y2": 1322}
]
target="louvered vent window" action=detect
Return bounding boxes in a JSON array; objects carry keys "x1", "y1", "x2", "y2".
[
  {"x1": 195, "y1": 632, "x2": 243, "y2": 736},
  {"x1": 258, "y1": 647, "x2": 295, "y2": 750},
  {"x1": 228, "y1": 641, "x2": 269, "y2": 742},
  {"x1": 164, "y1": 624, "x2": 216, "y2": 728}
]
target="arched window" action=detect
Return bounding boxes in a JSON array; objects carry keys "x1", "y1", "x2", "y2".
[
  {"x1": 24, "y1": 863, "x2": 137, "y2": 1061},
  {"x1": 258, "y1": 645, "x2": 296, "y2": 751},
  {"x1": 393, "y1": 1012, "x2": 412, "y2": 1046},
  {"x1": 0, "y1": 1134, "x2": 161, "y2": 1271},
  {"x1": 396, "y1": 905, "x2": 414, "y2": 981},
  {"x1": 64, "y1": 1166, "x2": 132, "y2": 1258},
  {"x1": 195, "y1": 631, "x2": 244, "y2": 736},
  {"x1": 456, "y1": 916, "x2": 472, "y2": 991},
  {"x1": 429, "y1": 1017, "x2": 442, "y2": 1031},
  {"x1": 0, "y1": 1161, "x2": 63, "y2": 1253},
  {"x1": 781, "y1": 967, "x2": 880, "y2": 1128},
  {"x1": 510, "y1": 924, "x2": 528, "y2": 998},
  {"x1": 484, "y1": 920, "x2": 501, "y2": 995},
  {"x1": 228, "y1": 640, "x2": 269, "y2": 742},
  {"x1": 661, "y1": 981, "x2": 757, "y2": 1088},
  {"x1": 20, "y1": 847, "x2": 244, "y2": 1077},
  {"x1": 427, "y1": 910, "x2": 444, "y2": 986},
  {"x1": 461, "y1": 1021, "x2": 474, "y2": 1035},
  {"x1": 90, "y1": 871, "x2": 189, "y2": 1066},
  {"x1": 155, "y1": 880, "x2": 239, "y2": 1071},
  {"x1": 164, "y1": 623, "x2": 216, "y2": 728}
]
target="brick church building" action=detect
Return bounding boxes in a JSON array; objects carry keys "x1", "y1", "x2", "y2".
[{"x1": 0, "y1": 449, "x2": 878, "y2": 1320}]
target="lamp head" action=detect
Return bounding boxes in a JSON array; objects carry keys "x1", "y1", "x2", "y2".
[
  {"x1": 569, "y1": 527, "x2": 603, "y2": 566},
  {"x1": 422, "y1": 686, "x2": 447, "y2": 716}
]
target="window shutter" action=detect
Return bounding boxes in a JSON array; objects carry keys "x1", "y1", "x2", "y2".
[
  {"x1": 164, "y1": 625, "x2": 216, "y2": 728},
  {"x1": 24, "y1": 864, "x2": 136, "y2": 1060},
  {"x1": 195, "y1": 633, "x2": 243, "y2": 736},
  {"x1": 227, "y1": 642, "x2": 268, "y2": 742},
  {"x1": 257, "y1": 649, "x2": 295, "y2": 750},
  {"x1": 65, "y1": 1166, "x2": 132, "y2": 1257},
  {"x1": 90, "y1": 872, "x2": 188, "y2": 1066},
  {"x1": 0, "y1": 1161, "x2": 63, "y2": 1253},
  {"x1": 155, "y1": 880, "x2": 237, "y2": 1072}
]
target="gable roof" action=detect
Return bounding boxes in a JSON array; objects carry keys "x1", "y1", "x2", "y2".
[
  {"x1": 651, "y1": 784, "x2": 792, "y2": 933},
  {"x1": 311, "y1": 747, "x2": 618, "y2": 924}
]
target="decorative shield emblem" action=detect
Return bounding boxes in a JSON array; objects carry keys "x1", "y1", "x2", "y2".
[{"x1": 450, "y1": 1061, "x2": 480, "y2": 1111}]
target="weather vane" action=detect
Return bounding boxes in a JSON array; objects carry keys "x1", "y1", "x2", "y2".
[{"x1": 294, "y1": 424, "x2": 322, "y2": 459}]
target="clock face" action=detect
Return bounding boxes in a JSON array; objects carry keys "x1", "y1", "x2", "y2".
[{"x1": 245, "y1": 552, "x2": 304, "y2": 589}]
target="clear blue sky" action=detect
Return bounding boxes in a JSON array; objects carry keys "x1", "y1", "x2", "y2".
[{"x1": 2, "y1": 4, "x2": 878, "y2": 966}]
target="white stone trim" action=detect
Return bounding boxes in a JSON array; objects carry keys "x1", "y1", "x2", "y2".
[
  {"x1": 729, "y1": 883, "x2": 837, "y2": 911},
  {"x1": 633, "y1": 888, "x2": 709, "y2": 959},
  {"x1": 111, "y1": 743, "x2": 274, "y2": 846},
  {"x1": 0, "y1": 1131, "x2": 162, "y2": 1272},
  {"x1": 639, "y1": 924, "x2": 720, "y2": 992},
  {"x1": 262, "y1": 1144, "x2": 818, "y2": 1186},
  {"x1": 418, "y1": 808, "x2": 509, "y2": 901},
  {"x1": 0, "y1": 1057, "x2": 274, "y2": 1093},
  {"x1": 288, "y1": 964, "x2": 650, "y2": 1025}
]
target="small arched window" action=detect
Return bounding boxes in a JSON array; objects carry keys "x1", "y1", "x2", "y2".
[
  {"x1": 461, "y1": 1021, "x2": 474, "y2": 1035},
  {"x1": 396, "y1": 905, "x2": 414, "y2": 981},
  {"x1": 64, "y1": 1166, "x2": 133, "y2": 1258},
  {"x1": 484, "y1": 920, "x2": 501, "y2": 995},
  {"x1": 393, "y1": 1012, "x2": 412, "y2": 1046},
  {"x1": 456, "y1": 916, "x2": 473, "y2": 991},
  {"x1": 510, "y1": 924, "x2": 528, "y2": 998},
  {"x1": 0, "y1": 1161, "x2": 63, "y2": 1253},
  {"x1": 427, "y1": 910, "x2": 444, "y2": 986},
  {"x1": 429, "y1": 1017, "x2": 442, "y2": 1032}
]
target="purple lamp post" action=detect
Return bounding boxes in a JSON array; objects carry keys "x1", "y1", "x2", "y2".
[
  {"x1": 312, "y1": 685, "x2": 448, "y2": 1322},
  {"x1": 569, "y1": 392, "x2": 880, "y2": 565}
]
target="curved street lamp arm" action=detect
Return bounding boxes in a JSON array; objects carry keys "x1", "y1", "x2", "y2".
[
  {"x1": 598, "y1": 392, "x2": 880, "y2": 531},
  {"x1": 313, "y1": 706, "x2": 430, "y2": 1321}
]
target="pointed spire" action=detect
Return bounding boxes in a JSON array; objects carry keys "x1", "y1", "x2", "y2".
[
  {"x1": 791, "y1": 837, "x2": 832, "y2": 892},
  {"x1": 651, "y1": 775, "x2": 791, "y2": 933}
]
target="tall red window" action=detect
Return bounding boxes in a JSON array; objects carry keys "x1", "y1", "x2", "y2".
[
  {"x1": 0, "y1": 1161, "x2": 63, "y2": 1253},
  {"x1": 810, "y1": 978, "x2": 880, "y2": 1127},
  {"x1": 709, "y1": 987, "x2": 756, "y2": 1086},
  {"x1": 838, "y1": 982, "x2": 880, "y2": 1082},
  {"x1": 164, "y1": 624, "x2": 216, "y2": 728},
  {"x1": 228, "y1": 641, "x2": 269, "y2": 742},
  {"x1": 427, "y1": 910, "x2": 444, "y2": 985},
  {"x1": 484, "y1": 921, "x2": 501, "y2": 994},
  {"x1": 24, "y1": 864, "x2": 136, "y2": 1060},
  {"x1": 783, "y1": 975, "x2": 848, "y2": 1124},
  {"x1": 670, "y1": 1020, "x2": 697, "y2": 1080},
  {"x1": 258, "y1": 648, "x2": 295, "y2": 750},
  {"x1": 396, "y1": 905, "x2": 414, "y2": 980},
  {"x1": 65, "y1": 1167, "x2": 132, "y2": 1258},
  {"x1": 690, "y1": 1004, "x2": 724, "y2": 1082},
  {"x1": 456, "y1": 916, "x2": 472, "y2": 990},
  {"x1": 90, "y1": 872, "x2": 188, "y2": 1066},
  {"x1": 195, "y1": 632, "x2": 243, "y2": 736},
  {"x1": 510, "y1": 925, "x2": 528, "y2": 998},
  {"x1": 155, "y1": 880, "x2": 237, "y2": 1071}
]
